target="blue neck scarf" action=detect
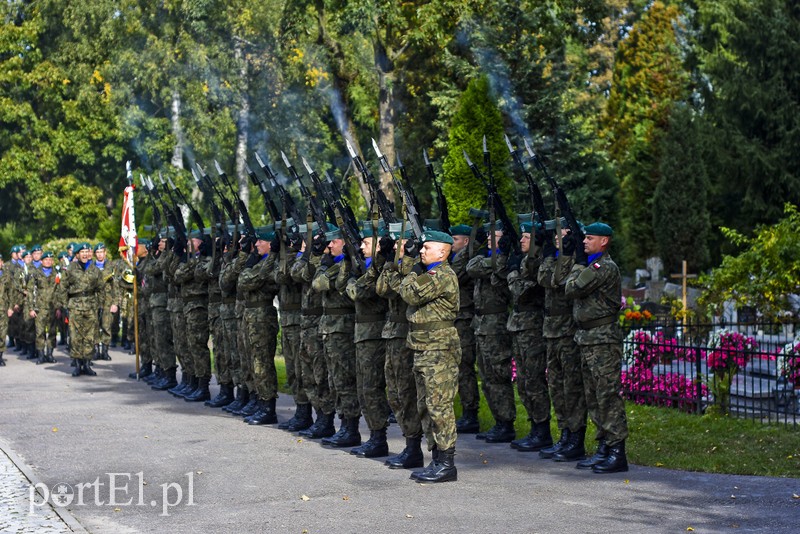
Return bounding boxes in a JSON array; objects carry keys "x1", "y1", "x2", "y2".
[
  {"x1": 426, "y1": 261, "x2": 443, "y2": 272},
  {"x1": 365, "y1": 257, "x2": 373, "y2": 269},
  {"x1": 333, "y1": 254, "x2": 345, "y2": 264},
  {"x1": 588, "y1": 252, "x2": 603, "y2": 264},
  {"x1": 42, "y1": 267, "x2": 53, "y2": 277}
]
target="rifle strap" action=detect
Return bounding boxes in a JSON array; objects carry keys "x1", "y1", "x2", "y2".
[
  {"x1": 370, "y1": 202, "x2": 379, "y2": 270},
  {"x1": 393, "y1": 199, "x2": 407, "y2": 270},
  {"x1": 489, "y1": 201, "x2": 497, "y2": 270},
  {"x1": 468, "y1": 217, "x2": 481, "y2": 259},
  {"x1": 279, "y1": 204, "x2": 288, "y2": 269}
]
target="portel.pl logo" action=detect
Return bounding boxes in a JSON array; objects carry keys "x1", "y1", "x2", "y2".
[{"x1": 30, "y1": 472, "x2": 195, "y2": 516}]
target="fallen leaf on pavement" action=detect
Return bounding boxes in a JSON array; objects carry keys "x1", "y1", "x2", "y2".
[{"x1": 301, "y1": 495, "x2": 311, "y2": 501}]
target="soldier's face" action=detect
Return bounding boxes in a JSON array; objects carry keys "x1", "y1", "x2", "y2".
[
  {"x1": 360, "y1": 237, "x2": 373, "y2": 259},
  {"x1": 451, "y1": 235, "x2": 469, "y2": 253},
  {"x1": 327, "y1": 239, "x2": 345, "y2": 257},
  {"x1": 78, "y1": 249, "x2": 92, "y2": 262},
  {"x1": 23, "y1": 255, "x2": 31, "y2": 264},
  {"x1": 95, "y1": 249, "x2": 106, "y2": 262},
  {"x1": 33, "y1": 251, "x2": 42, "y2": 261},
  {"x1": 520, "y1": 232, "x2": 531, "y2": 253},
  {"x1": 255, "y1": 239, "x2": 271, "y2": 255},
  {"x1": 159, "y1": 239, "x2": 167, "y2": 251},
  {"x1": 420, "y1": 242, "x2": 450, "y2": 266},
  {"x1": 191, "y1": 238, "x2": 203, "y2": 252},
  {"x1": 583, "y1": 235, "x2": 609, "y2": 255},
  {"x1": 42, "y1": 257, "x2": 53, "y2": 268}
]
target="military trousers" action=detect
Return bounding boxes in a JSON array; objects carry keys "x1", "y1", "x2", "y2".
[
  {"x1": 513, "y1": 329, "x2": 551, "y2": 424},
  {"x1": 220, "y1": 303, "x2": 240, "y2": 386},
  {"x1": 547, "y1": 336, "x2": 587, "y2": 432},
  {"x1": 34, "y1": 309, "x2": 58, "y2": 351},
  {"x1": 414, "y1": 344, "x2": 461, "y2": 451},
  {"x1": 236, "y1": 313, "x2": 253, "y2": 392},
  {"x1": 300, "y1": 315, "x2": 334, "y2": 414},
  {"x1": 580, "y1": 343, "x2": 628, "y2": 446},
  {"x1": 323, "y1": 331, "x2": 359, "y2": 419},
  {"x1": 476, "y1": 332, "x2": 516, "y2": 423},
  {"x1": 184, "y1": 306, "x2": 211, "y2": 379},
  {"x1": 170, "y1": 304, "x2": 189, "y2": 373},
  {"x1": 455, "y1": 317, "x2": 479, "y2": 411},
  {"x1": 150, "y1": 305, "x2": 175, "y2": 370},
  {"x1": 69, "y1": 308, "x2": 98, "y2": 361},
  {"x1": 282, "y1": 324, "x2": 307, "y2": 404},
  {"x1": 97, "y1": 307, "x2": 113, "y2": 345},
  {"x1": 209, "y1": 312, "x2": 230, "y2": 385},
  {"x1": 243, "y1": 306, "x2": 279, "y2": 400},
  {"x1": 384, "y1": 336, "x2": 421, "y2": 438},
  {"x1": 355, "y1": 338, "x2": 390, "y2": 431}
]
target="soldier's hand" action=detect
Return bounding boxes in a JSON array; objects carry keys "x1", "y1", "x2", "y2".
[
  {"x1": 403, "y1": 238, "x2": 420, "y2": 258},
  {"x1": 110, "y1": 304, "x2": 119, "y2": 313},
  {"x1": 240, "y1": 235, "x2": 255, "y2": 254},
  {"x1": 320, "y1": 254, "x2": 335, "y2": 269},
  {"x1": 561, "y1": 233, "x2": 577, "y2": 256},
  {"x1": 55, "y1": 309, "x2": 61, "y2": 320},
  {"x1": 410, "y1": 262, "x2": 425, "y2": 275},
  {"x1": 244, "y1": 251, "x2": 261, "y2": 268},
  {"x1": 29, "y1": 310, "x2": 37, "y2": 319},
  {"x1": 575, "y1": 244, "x2": 589, "y2": 266},
  {"x1": 8, "y1": 308, "x2": 15, "y2": 318},
  {"x1": 270, "y1": 236, "x2": 281, "y2": 254},
  {"x1": 542, "y1": 238, "x2": 558, "y2": 258},
  {"x1": 289, "y1": 234, "x2": 303, "y2": 252},
  {"x1": 507, "y1": 254, "x2": 523, "y2": 272},
  {"x1": 534, "y1": 227, "x2": 547, "y2": 247},
  {"x1": 498, "y1": 234, "x2": 512, "y2": 255},
  {"x1": 311, "y1": 235, "x2": 329, "y2": 256}
]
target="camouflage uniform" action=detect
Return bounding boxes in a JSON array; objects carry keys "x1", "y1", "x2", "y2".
[
  {"x1": 237, "y1": 253, "x2": 280, "y2": 402},
  {"x1": 344, "y1": 260, "x2": 390, "y2": 433},
  {"x1": 0, "y1": 266, "x2": 10, "y2": 362},
  {"x1": 376, "y1": 261, "x2": 421, "y2": 439},
  {"x1": 14, "y1": 262, "x2": 35, "y2": 348},
  {"x1": 539, "y1": 254, "x2": 586, "y2": 434},
  {"x1": 398, "y1": 256, "x2": 461, "y2": 451},
  {"x1": 144, "y1": 250, "x2": 174, "y2": 371},
  {"x1": 205, "y1": 252, "x2": 227, "y2": 386},
  {"x1": 113, "y1": 258, "x2": 135, "y2": 346},
  {"x1": 450, "y1": 247, "x2": 479, "y2": 413},
  {"x1": 93, "y1": 258, "x2": 118, "y2": 348},
  {"x1": 56, "y1": 261, "x2": 102, "y2": 361},
  {"x1": 26, "y1": 265, "x2": 59, "y2": 354},
  {"x1": 275, "y1": 251, "x2": 307, "y2": 405},
  {"x1": 565, "y1": 253, "x2": 628, "y2": 447},
  {"x1": 166, "y1": 250, "x2": 189, "y2": 375},
  {"x1": 311, "y1": 254, "x2": 358, "y2": 419},
  {"x1": 466, "y1": 253, "x2": 515, "y2": 425},
  {"x1": 219, "y1": 251, "x2": 245, "y2": 390},
  {"x1": 5, "y1": 259, "x2": 22, "y2": 346},
  {"x1": 173, "y1": 252, "x2": 211, "y2": 380},
  {"x1": 291, "y1": 254, "x2": 334, "y2": 415},
  {"x1": 135, "y1": 254, "x2": 152, "y2": 365}
]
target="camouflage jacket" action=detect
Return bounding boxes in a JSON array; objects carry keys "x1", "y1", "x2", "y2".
[
  {"x1": 143, "y1": 252, "x2": 169, "y2": 308},
  {"x1": 466, "y1": 253, "x2": 510, "y2": 335},
  {"x1": 164, "y1": 250, "x2": 183, "y2": 313},
  {"x1": 537, "y1": 254, "x2": 577, "y2": 339},
  {"x1": 91, "y1": 259, "x2": 118, "y2": 309},
  {"x1": 345, "y1": 258, "x2": 388, "y2": 343},
  {"x1": 398, "y1": 259, "x2": 460, "y2": 352},
  {"x1": 11, "y1": 262, "x2": 30, "y2": 309},
  {"x1": 376, "y1": 260, "x2": 410, "y2": 341},
  {"x1": 26, "y1": 267, "x2": 59, "y2": 313},
  {"x1": 310, "y1": 254, "x2": 354, "y2": 335},
  {"x1": 56, "y1": 261, "x2": 103, "y2": 312},
  {"x1": 274, "y1": 253, "x2": 302, "y2": 327},
  {"x1": 564, "y1": 252, "x2": 622, "y2": 346},
  {"x1": 501, "y1": 251, "x2": 545, "y2": 333},
  {"x1": 0, "y1": 269, "x2": 11, "y2": 312},
  {"x1": 290, "y1": 254, "x2": 324, "y2": 320},
  {"x1": 173, "y1": 253, "x2": 210, "y2": 312},
  {"x1": 199, "y1": 253, "x2": 222, "y2": 319},
  {"x1": 237, "y1": 253, "x2": 278, "y2": 312},
  {"x1": 450, "y1": 247, "x2": 475, "y2": 320}
]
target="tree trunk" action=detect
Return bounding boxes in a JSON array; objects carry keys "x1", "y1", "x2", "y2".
[
  {"x1": 234, "y1": 39, "x2": 250, "y2": 210},
  {"x1": 170, "y1": 89, "x2": 184, "y2": 170},
  {"x1": 375, "y1": 42, "x2": 396, "y2": 204}
]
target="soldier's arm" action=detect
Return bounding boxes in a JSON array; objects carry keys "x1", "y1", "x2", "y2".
[
  {"x1": 537, "y1": 256, "x2": 556, "y2": 288},
  {"x1": 564, "y1": 262, "x2": 611, "y2": 299},
  {"x1": 465, "y1": 254, "x2": 493, "y2": 279},
  {"x1": 398, "y1": 270, "x2": 448, "y2": 306},
  {"x1": 290, "y1": 254, "x2": 316, "y2": 283}
]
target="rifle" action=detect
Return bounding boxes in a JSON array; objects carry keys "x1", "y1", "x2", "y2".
[
  {"x1": 255, "y1": 152, "x2": 304, "y2": 233},
  {"x1": 424, "y1": 149, "x2": 451, "y2": 232},
  {"x1": 163, "y1": 173, "x2": 205, "y2": 241},
  {"x1": 151, "y1": 174, "x2": 186, "y2": 241},
  {"x1": 246, "y1": 162, "x2": 281, "y2": 223},
  {"x1": 191, "y1": 168, "x2": 231, "y2": 243},
  {"x1": 345, "y1": 138, "x2": 397, "y2": 224},
  {"x1": 463, "y1": 137, "x2": 521, "y2": 256},
  {"x1": 371, "y1": 139, "x2": 423, "y2": 239},
  {"x1": 211, "y1": 161, "x2": 256, "y2": 237},
  {"x1": 138, "y1": 174, "x2": 162, "y2": 237},
  {"x1": 280, "y1": 151, "x2": 329, "y2": 234},
  {"x1": 523, "y1": 138, "x2": 583, "y2": 241},
  {"x1": 505, "y1": 135, "x2": 549, "y2": 232}
]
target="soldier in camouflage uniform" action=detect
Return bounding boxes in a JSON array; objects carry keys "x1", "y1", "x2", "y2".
[
  {"x1": 204, "y1": 232, "x2": 235, "y2": 407},
  {"x1": 56, "y1": 252, "x2": 70, "y2": 346},
  {"x1": 311, "y1": 226, "x2": 360, "y2": 448},
  {"x1": 564, "y1": 222, "x2": 628, "y2": 474},
  {"x1": 237, "y1": 229, "x2": 280, "y2": 425},
  {"x1": 165, "y1": 240, "x2": 192, "y2": 397},
  {"x1": 113, "y1": 249, "x2": 135, "y2": 350},
  {"x1": 27, "y1": 251, "x2": 59, "y2": 364},
  {"x1": 537, "y1": 223, "x2": 588, "y2": 461},
  {"x1": 56, "y1": 243, "x2": 103, "y2": 376},
  {"x1": 396, "y1": 230, "x2": 460, "y2": 483},
  {"x1": 503, "y1": 222, "x2": 552, "y2": 452},
  {"x1": 376, "y1": 227, "x2": 424, "y2": 469},
  {"x1": 343, "y1": 225, "x2": 391, "y2": 457},
  {"x1": 91, "y1": 243, "x2": 119, "y2": 361},
  {"x1": 466, "y1": 223, "x2": 516, "y2": 442},
  {"x1": 449, "y1": 224, "x2": 480, "y2": 433},
  {"x1": 220, "y1": 239, "x2": 249, "y2": 413},
  {"x1": 143, "y1": 236, "x2": 178, "y2": 387},
  {"x1": 17, "y1": 249, "x2": 37, "y2": 357},
  {"x1": 173, "y1": 231, "x2": 213, "y2": 402},
  {"x1": 274, "y1": 229, "x2": 313, "y2": 430},
  {"x1": 0, "y1": 255, "x2": 11, "y2": 366},
  {"x1": 6, "y1": 246, "x2": 23, "y2": 353},
  {"x1": 292, "y1": 229, "x2": 336, "y2": 439}
]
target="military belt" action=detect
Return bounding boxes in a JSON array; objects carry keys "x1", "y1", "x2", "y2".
[
  {"x1": 458, "y1": 305, "x2": 475, "y2": 314},
  {"x1": 387, "y1": 314, "x2": 408, "y2": 324},
  {"x1": 183, "y1": 295, "x2": 207, "y2": 303},
  {"x1": 281, "y1": 304, "x2": 302, "y2": 312},
  {"x1": 302, "y1": 307, "x2": 323, "y2": 316},
  {"x1": 410, "y1": 320, "x2": 453, "y2": 332},
  {"x1": 222, "y1": 297, "x2": 237, "y2": 304},
  {"x1": 545, "y1": 305, "x2": 571, "y2": 317},
  {"x1": 475, "y1": 305, "x2": 507, "y2": 315},
  {"x1": 324, "y1": 307, "x2": 354, "y2": 316},
  {"x1": 513, "y1": 303, "x2": 540, "y2": 312},
  {"x1": 356, "y1": 313, "x2": 386, "y2": 323},
  {"x1": 576, "y1": 315, "x2": 617, "y2": 330},
  {"x1": 68, "y1": 291, "x2": 95, "y2": 299}
]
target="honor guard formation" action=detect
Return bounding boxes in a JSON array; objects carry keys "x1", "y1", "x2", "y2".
[{"x1": 1, "y1": 140, "x2": 630, "y2": 484}]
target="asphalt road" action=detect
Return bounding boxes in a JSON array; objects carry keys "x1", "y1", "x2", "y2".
[{"x1": 1, "y1": 345, "x2": 798, "y2": 534}]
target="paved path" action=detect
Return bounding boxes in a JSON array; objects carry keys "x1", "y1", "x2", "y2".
[{"x1": 0, "y1": 345, "x2": 798, "y2": 533}]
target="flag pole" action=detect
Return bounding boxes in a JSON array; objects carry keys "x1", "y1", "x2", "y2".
[{"x1": 124, "y1": 161, "x2": 141, "y2": 379}]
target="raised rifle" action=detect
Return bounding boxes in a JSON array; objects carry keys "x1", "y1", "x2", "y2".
[
  {"x1": 345, "y1": 138, "x2": 397, "y2": 223},
  {"x1": 424, "y1": 149, "x2": 451, "y2": 232},
  {"x1": 138, "y1": 174, "x2": 162, "y2": 236},
  {"x1": 164, "y1": 173, "x2": 205, "y2": 240},
  {"x1": 371, "y1": 139, "x2": 423, "y2": 239},
  {"x1": 152, "y1": 173, "x2": 187, "y2": 241},
  {"x1": 191, "y1": 168, "x2": 231, "y2": 242},
  {"x1": 246, "y1": 162, "x2": 282, "y2": 223},
  {"x1": 280, "y1": 151, "x2": 329, "y2": 234},
  {"x1": 505, "y1": 134, "x2": 549, "y2": 230},
  {"x1": 211, "y1": 161, "x2": 256, "y2": 237},
  {"x1": 255, "y1": 152, "x2": 304, "y2": 233}
]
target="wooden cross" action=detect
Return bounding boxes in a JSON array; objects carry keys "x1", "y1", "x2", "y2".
[{"x1": 670, "y1": 260, "x2": 697, "y2": 312}]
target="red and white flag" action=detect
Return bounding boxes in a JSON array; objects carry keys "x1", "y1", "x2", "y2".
[{"x1": 120, "y1": 161, "x2": 138, "y2": 264}]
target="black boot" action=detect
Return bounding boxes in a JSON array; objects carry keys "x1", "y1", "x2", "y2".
[
  {"x1": 320, "y1": 415, "x2": 347, "y2": 445},
  {"x1": 553, "y1": 426, "x2": 586, "y2": 462},
  {"x1": 92, "y1": 344, "x2": 100, "y2": 361},
  {"x1": 0, "y1": 353, "x2": 5, "y2": 366},
  {"x1": 484, "y1": 420, "x2": 516, "y2": 443},
  {"x1": 323, "y1": 417, "x2": 361, "y2": 448},
  {"x1": 353, "y1": 427, "x2": 389, "y2": 458},
  {"x1": 577, "y1": 439, "x2": 610, "y2": 470},
  {"x1": 71, "y1": 358, "x2": 82, "y2": 376},
  {"x1": 592, "y1": 441, "x2": 628, "y2": 474},
  {"x1": 70, "y1": 358, "x2": 77, "y2": 367},
  {"x1": 205, "y1": 383, "x2": 236, "y2": 407},
  {"x1": 278, "y1": 404, "x2": 302, "y2": 430},
  {"x1": 100, "y1": 343, "x2": 111, "y2": 361},
  {"x1": 26, "y1": 344, "x2": 37, "y2": 359},
  {"x1": 247, "y1": 398, "x2": 278, "y2": 425},
  {"x1": 20, "y1": 342, "x2": 30, "y2": 356},
  {"x1": 387, "y1": 410, "x2": 397, "y2": 424},
  {"x1": 168, "y1": 372, "x2": 190, "y2": 395},
  {"x1": 152, "y1": 367, "x2": 178, "y2": 390},
  {"x1": 175, "y1": 375, "x2": 199, "y2": 399},
  {"x1": 237, "y1": 394, "x2": 261, "y2": 416},
  {"x1": 223, "y1": 387, "x2": 249, "y2": 413},
  {"x1": 512, "y1": 419, "x2": 553, "y2": 452},
  {"x1": 414, "y1": 447, "x2": 457, "y2": 483},
  {"x1": 35, "y1": 350, "x2": 45, "y2": 364},
  {"x1": 286, "y1": 404, "x2": 314, "y2": 431},
  {"x1": 129, "y1": 361, "x2": 151, "y2": 380},
  {"x1": 456, "y1": 408, "x2": 480, "y2": 434},
  {"x1": 300, "y1": 411, "x2": 336, "y2": 439},
  {"x1": 540, "y1": 428, "x2": 570, "y2": 459},
  {"x1": 81, "y1": 359, "x2": 97, "y2": 376},
  {"x1": 142, "y1": 364, "x2": 158, "y2": 382},
  {"x1": 410, "y1": 447, "x2": 439, "y2": 480},
  {"x1": 185, "y1": 377, "x2": 211, "y2": 402},
  {"x1": 386, "y1": 436, "x2": 425, "y2": 469}
]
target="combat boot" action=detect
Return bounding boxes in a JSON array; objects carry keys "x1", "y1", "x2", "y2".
[
  {"x1": 286, "y1": 404, "x2": 314, "y2": 432},
  {"x1": 456, "y1": 409, "x2": 480, "y2": 434},
  {"x1": 35, "y1": 349, "x2": 45, "y2": 364},
  {"x1": 71, "y1": 358, "x2": 82, "y2": 376},
  {"x1": 410, "y1": 447, "x2": 439, "y2": 480},
  {"x1": 6, "y1": 338, "x2": 13, "y2": 349},
  {"x1": 0, "y1": 353, "x2": 5, "y2": 366},
  {"x1": 320, "y1": 415, "x2": 347, "y2": 445},
  {"x1": 484, "y1": 420, "x2": 516, "y2": 443},
  {"x1": 20, "y1": 341, "x2": 29, "y2": 356},
  {"x1": 278, "y1": 404, "x2": 303, "y2": 430},
  {"x1": 205, "y1": 383, "x2": 235, "y2": 408},
  {"x1": 351, "y1": 427, "x2": 389, "y2": 458},
  {"x1": 512, "y1": 419, "x2": 553, "y2": 452},
  {"x1": 223, "y1": 387, "x2": 249, "y2": 413},
  {"x1": 152, "y1": 367, "x2": 178, "y2": 390},
  {"x1": 92, "y1": 344, "x2": 100, "y2": 361},
  {"x1": 170, "y1": 372, "x2": 193, "y2": 396},
  {"x1": 324, "y1": 417, "x2": 361, "y2": 448},
  {"x1": 300, "y1": 411, "x2": 336, "y2": 439},
  {"x1": 26, "y1": 344, "x2": 37, "y2": 359},
  {"x1": 247, "y1": 398, "x2": 278, "y2": 425},
  {"x1": 592, "y1": 441, "x2": 628, "y2": 474},
  {"x1": 539, "y1": 428, "x2": 570, "y2": 459},
  {"x1": 553, "y1": 426, "x2": 586, "y2": 462},
  {"x1": 100, "y1": 343, "x2": 111, "y2": 361},
  {"x1": 81, "y1": 359, "x2": 97, "y2": 376},
  {"x1": 386, "y1": 436, "x2": 424, "y2": 469},
  {"x1": 129, "y1": 361, "x2": 152, "y2": 380},
  {"x1": 174, "y1": 375, "x2": 198, "y2": 398},
  {"x1": 144, "y1": 365, "x2": 162, "y2": 384},
  {"x1": 237, "y1": 394, "x2": 261, "y2": 417},
  {"x1": 414, "y1": 447, "x2": 457, "y2": 483},
  {"x1": 139, "y1": 363, "x2": 155, "y2": 381},
  {"x1": 577, "y1": 439, "x2": 609, "y2": 470},
  {"x1": 185, "y1": 377, "x2": 211, "y2": 402}
]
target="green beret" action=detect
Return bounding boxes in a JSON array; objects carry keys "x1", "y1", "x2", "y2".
[
  {"x1": 93, "y1": 242, "x2": 106, "y2": 252},
  {"x1": 387, "y1": 222, "x2": 413, "y2": 240},
  {"x1": 41, "y1": 251, "x2": 54, "y2": 259},
  {"x1": 520, "y1": 221, "x2": 534, "y2": 233},
  {"x1": 359, "y1": 219, "x2": 387, "y2": 239},
  {"x1": 10, "y1": 245, "x2": 19, "y2": 254},
  {"x1": 423, "y1": 219, "x2": 442, "y2": 231},
  {"x1": 449, "y1": 224, "x2": 472, "y2": 236},
  {"x1": 324, "y1": 225, "x2": 342, "y2": 241},
  {"x1": 583, "y1": 222, "x2": 613, "y2": 237},
  {"x1": 543, "y1": 217, "x2": 568, "y2": 231},
  {"x1": 57, "y1": 251, "x2": 69, "y2": 259},
  {"x1": 21, "y1": 249, "x2": 31, "y2": 257},
  {"x1": 421, "y1": 230, "x2": 454, "y2": 245},
  {"x1": 188, "y1": 229, "x2": 203, "y2": 239},
  {"x1": 19, "y1": 244, "x2": 27, "y2": 251},
  {"x1": 31, "y1": 244, "x2": 43, "y2": 252},
  {"x1": 468, "y1": 208, "x2": 489, "y2": 221},
  {"x1": 256, "y1": 230, "x2": 276, "y2": 241},
  {"x1": 297, "y1": 222, "x2": 320, "y2": 234},
  {"x1": 138, "y1": 238, "x2": 151, "y2": 246},
  {"x1": 75, "y1": 242, "x2": 91, "y2": 252},
  {"x1": 67, "y1": 242, "x2": 76, "y2": 251},
  {"x1": 482, "y1": 220, "x2": 504, "y2": 232}
]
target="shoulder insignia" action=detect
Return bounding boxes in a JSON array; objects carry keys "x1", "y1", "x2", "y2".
[
  {"x1": 428, "y1": 270, "x2": 436, "y2": 275},
  {"x1": 592, "y1": 262, "x2": 602, "y2": 270}
]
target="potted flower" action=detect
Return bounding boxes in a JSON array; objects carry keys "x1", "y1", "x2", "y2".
[{"x1": 705, "y1": 329, "x2": 758, "y2": 415}]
